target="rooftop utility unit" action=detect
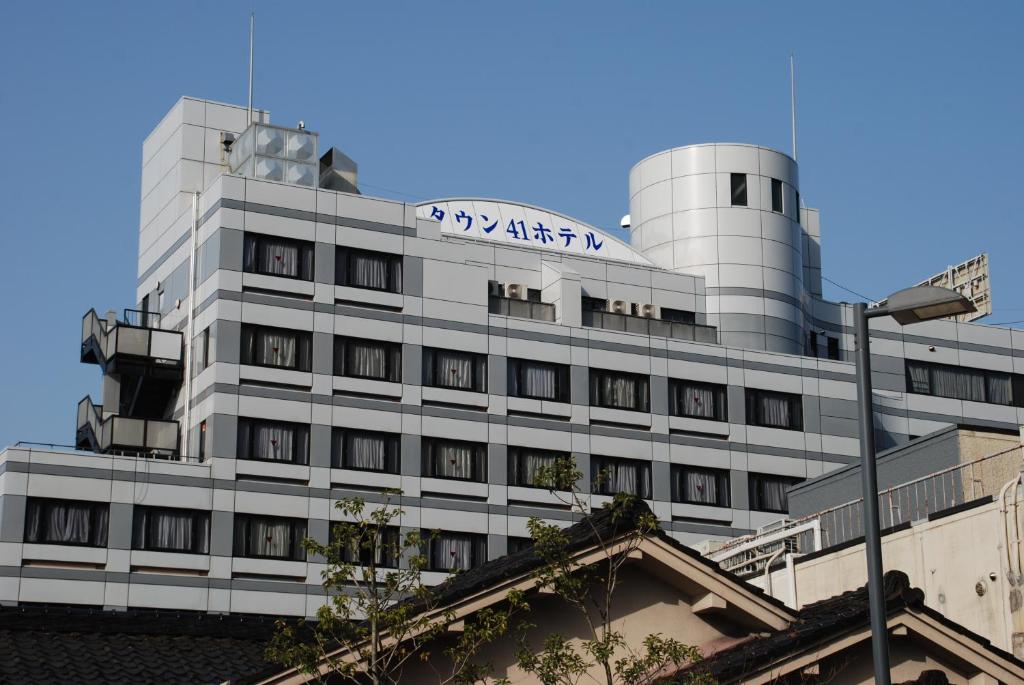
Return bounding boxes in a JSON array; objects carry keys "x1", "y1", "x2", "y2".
[{"x1": 228, "y1": 122, "x2": 319, "y2": 187}]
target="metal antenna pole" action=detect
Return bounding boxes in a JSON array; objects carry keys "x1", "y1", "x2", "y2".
[
  {"x1": 247, "y1": 12, "x2": 255, "y2": 126},
  {"x1": 790, "y1": 54, "x2": 798, "y2": 161}
]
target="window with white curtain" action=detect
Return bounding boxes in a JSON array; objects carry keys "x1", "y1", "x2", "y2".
[
  {"x1": 508, "y1": 447, "x2": 568, "y2": 488},
  {"x1": 331, "y1": 429, "x2": 400, "y2": 473},
  {"x1": 243, "y1": 234, "x2": 314, "y2": 281},
  {"x1": 591, "y1": 456, "x2": 652, "y2": 499},
  {"x1": 334, "y1": 337, "x2": 402, "y2": 382},
  {"x1": 589, "y1": 369, "x2": 650, "y2": 412},
  {"x1": 508, "y1": 359, "x2": 570, "y2": 402},
  {"x1": 749, "y1": 473, "x2": 802, "y2": 513},
  {"x1": 423, "y1": 348, "x2": 488, "y2": 393},
  {"x1": 240, "y1": 325, "x2": 312, "y2": 371},
  {"x1": 237, "y1": 418, "x2": 310, "y2": 464},
  {"x1": 745, "y1": 389, "x2": 803, "y2": 430},
  {"x1": 906, "y1": 360, "x2": 1020, "y2": 407},
  {"x1": 426, "y1": 531, "x2": 487, "y2": 571},
  {"x1": 334, "y1": 524, "x2": 401, "y2": 568},
  {"x1": 24, "y1": 498, "x2": 109, "y2": 547},
  {"x1": 132, "y1": 507, "x2": 210, "y2": 554},
  {"x1": 671, "y1": 467, "x2": 730, "y2": 507},
  {"x1": 233, "y1": 515, "x2": 307, "y2": 560},
  {"x1": 422, "y1": 438, "x2": 487, "y2": 482},
  {"x1": 336, "y1": 247, "x2": 403, "y2": 293},
  {"x1": 669, "y1": 380, "x2": 728, "y2": 421}
]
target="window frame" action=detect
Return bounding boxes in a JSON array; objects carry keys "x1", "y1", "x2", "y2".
[
  {"x1": 422, "y1": 437, "x2": 488, "y2": 483},
  {"x1": 748, "y1": 473, "x2": 802, "y2": 514},
  {"x1": 589, "y1": 368, "x2": 651, "y2": 413},
  {"x1": 423, "y1": 347, "x2": 488, "y2": 393},
  {"x1": 333, "y1": 336, "x2": 402, "y2": 383},
  {"x1": 668, "y1": 378, "x2": 728, "y2": 422},
  {"x1": 335, "y1": 246, "x2": 403, "y2": 293},
  {"x1": 660, "y1": 307, "x2": 696, "y2": 324},
  {"x1": 331, "y1": 428, "x2": 401, "y2": 474},
  {"x1": 131, "y1": 505, "x2": 211, "y2": 555},
  {"x1": 333, "y1": 524, "x2": 402, "y2": 569},
  {"x1": 590, "y1": 455, "x2": 653, "y2": 499},
  {"x1": 745, "y1": 388, "x2": 804, "y2": 431},
  {"x1": 507, "y1": 446, "x2": 569, "y2": 488},
  {"x1": 236, "y1": 417, "x2": 310, "y2": 465},
  {"x1": 771, "y1": 178, "x2": 784, "y2": 213},
  {"x1": 233, "y1": 514, "x2": 307, "y2": 561},
  {"x1": 424, "y1": 531, "x2": 487, "y2": 571},
  {"x1": 730, "y1": 173, "x2": 748, "y2": 207},
  {"x1": 23, "y1": 498, "x2": 110, "y2": 548},
  {"x1": 507, "y1": 358, "x2": 571, "y2": 403},
  {"x1": 240, "y1": 324, "x2": 313, "y2": 372},
  {"x1": 905, "y1": 359, "x2": 1021, "y2": 407},
  {"x1": 671, "y1": 466, "x2": 731, "y2": 507},
  {"x1": 242, "y1": 233, "x2": 314, "y2": 281}
]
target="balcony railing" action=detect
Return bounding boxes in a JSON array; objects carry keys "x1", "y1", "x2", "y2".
[
  {"x1": 76, "y1": 396, "x2": 181, "y2": 458},
  {"x1": 488, "y1": 296, "x2": 556, "y2": 322},
  {"x1": 81, "y1": 309, "x2": 183, "y2": 374},
  {"x1": 582, "y1": 310, "x2": 718, "y2": 343}
]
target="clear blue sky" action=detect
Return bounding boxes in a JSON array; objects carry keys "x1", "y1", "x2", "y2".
[{"x1": 1, "y1": 1, "x2": 1021, "y2": 448}]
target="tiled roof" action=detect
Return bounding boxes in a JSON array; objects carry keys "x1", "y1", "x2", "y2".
[{"x1": 0, "y1": 605, "x2": 280, "y2": 685}]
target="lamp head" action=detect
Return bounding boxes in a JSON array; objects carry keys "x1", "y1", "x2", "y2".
[{"x1": 872, "y1": 285, "x2": 976, "y2": 325}]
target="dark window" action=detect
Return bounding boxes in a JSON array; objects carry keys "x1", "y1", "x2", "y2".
[
  {"x1": 331, "y1": 428, "x2": 400, "y2": 473},
  {"x1": 192, "y1": 327, "x2": 211, "y2": 376},
  {"x1": 336, "y1": 247, "x2": 403, "y2": 293},
  {"x1": 590, "y1": 369, "x2": 650, "y2": 412},
  {"x1": 660, "y1": 308, "x2": 695, "y2": 324},
  {"x1": 240, "y1": 325, "x2": 312, "y2": 372},
  {"x1": 826, "y1": 336, "x2": 841, "y2": 361},
  {"x1": 508, "y1": 447, "x2": 569, "y2": 488},
  {"x1": 508, "y1": 359, "x2": 570, "y2": 402},
  {"x1": 24, "y1": 498, "x2": 109, "y2": 547},
  {"x1": 745, "y1": 389, "x2": 803, "y2": 430},
  {"x1": 425, "y1": 531, "x2": 487, "y2": 571},
  {"x1": 581, "y1": 296, "x2": 608, "y2": 311},
  {"x1": 422, "y1": 438, "x2": 487, "y2": 482},
  {"x1": 132, "y1": 506, "x2": 210, "y2": 554},
  {"x1": 334, "y1": 336, "x2": 402, "y2": 382},
  {"x1": 198, "y1": 420, "x2": 207, "y2": 462},
  {"x1": 669, "y1": 379, "x2": 728, "y2": 421},
  {"x1": 332, "y1": 524, "x2": 401, "y2": 568},
  {"x1": 591, "y1": 456, "x2": 652, "y2": 499},
  {"x1": 672, "y1": 466, "x2": 730, "y2": 507},
  {"x1": 508, "y1": 537, "x2": 534, "y2": 554},
  {"x1": 906, "y1": 360, "x2": 1020, "y2": 407},
  {"x1": 771, "y1": 178, "x2": 784, "y2": 213},
  {"x1": 243, "y1": 234, "x2": 314, "y2": 280},
  {"x1": 795, "y1": 190, "x2": 801, "y2": 223},
  {"x1": 237, "y1": 418, "x2": 310, "y2": 464},
  {"x1": 730, "y1": 173, "x2": 748, "y2": 207},
  {"x1": 806, "y1": 331, "x2": 819, "y2": 358},
  {"x1": 233, "y1": 515, "x2": 307, "y2": 561},
  {"x1": 423, "y1": 348, "x2": 488, "y2": 393},
  {"x1": 749, "y1": 473, "x2": 801, "y2": 513}
]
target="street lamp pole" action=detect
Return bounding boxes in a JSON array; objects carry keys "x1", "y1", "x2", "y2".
[{"x1": 853, "y1": 302, "x2": 891, "y2": 685}]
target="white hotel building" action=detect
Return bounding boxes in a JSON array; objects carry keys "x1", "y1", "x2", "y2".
[{"x1": 0, "y1": 96, "x2": 1020, "y2": 617}]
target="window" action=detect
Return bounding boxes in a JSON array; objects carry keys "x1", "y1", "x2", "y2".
[
  {"x1": 333, "y1": 524, "x2": 401, "y2": 568},
  {"x1": 336, "y1": 247, "x2": 403, "y2": 293},
  {"x1": 669, "y1": 379, "x2": 728, "y2": 421},
  {"x1": 422, "y1": 438, "x2": 487, "y2": 482},
  {"x1": 198, "y1": 420, "x2": 207, "y2": 462},
  {"x1": 334, "y1": 337, "x2": 402, "y2": 382},
  {"x1": 749, "y1": 473, "x2": 801, "y2": 513},
  {"x1": 730, "y1": 173, "x2": 748, "y2": 207},
  {"x1": 581, "y1": 296, "x2": 608, "y2": 311},
  {"x1": 423, "y1": 348, "x2": 488, "y2": 393},
  {"x1": 132, "y1": 506, "x2": 210, "y2": 554},
  {"x1": 590, "y1": 369, "x2": 650, "y2": 412},
  {"x1": 591, "y1": 456, "x2": 652, "y2": 499},
  {"x1": 508, "y1": 447, "x2": 568, "y2": 488},
  {"x1": 795, "y1": 190, "x2": 801, "y2": 223},
  {"x1": 240, "y1": 325, "x2": 312, "y2": 372},
  {"x1": 425, "y1": 531, "x2": 487, "y2": 571},
  {"x1": 234, "y1": 515, "x2": 307, "y2": 561},
  {"x1": 24, "y1": 498, "x2": 109, "y2": 547},
  {"x1": 508, "y1": 359, "x2": 570, "y2": 402},
  {"x1": 745, "y1": 389, "x2": 803, "y2": 430},
  {"x1": 243, "y1": 233, "x2": 314, "y2": 280},
  {"x1": 192, "y1": 327, "x2": 211, "y2": 376},
  {"x1": 660, "y1": 308, "x2": 695, "y2": 324},
  {"x1": 771, "y1": 178, "x2": 784, "y2": 213},
  {"x1": 672, "y1": 467, "x2": 730, "y2": 507},
  {"x1": 508, "y1": 537, "x2": 534, "y2": 554},
  {"x1": 332, "y1": 428, "x2": 400, "y2": 473},
  {"x1": 906, "y1": 360, "x2": 1021, "y2": 406},
  {"x1": 826, "y1": 336, "x2": 841, "y2": 361},
  {"x1": 806, "y1": 331, "x2": 818, "y2": 358},
  {"x1": 237, "y1": 418, "x2": 310, "y2": 464}
]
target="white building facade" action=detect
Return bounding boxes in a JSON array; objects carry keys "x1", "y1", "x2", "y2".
[{"x1": 1, "y1": 96, "x2": 1022, "y2": 617}]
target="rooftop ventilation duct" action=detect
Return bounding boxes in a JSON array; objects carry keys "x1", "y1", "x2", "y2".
[{"x1": 319, "y1": 147, "x2": 359, "y2": 194}]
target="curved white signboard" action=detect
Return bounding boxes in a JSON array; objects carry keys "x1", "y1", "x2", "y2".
[{"x1": 416, "y1": 198, "x2": 652, "y2": 265}]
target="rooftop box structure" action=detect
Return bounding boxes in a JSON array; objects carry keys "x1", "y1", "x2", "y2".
[{"x1": 228, "y1": 122, "x2": 318, "y2": 187}]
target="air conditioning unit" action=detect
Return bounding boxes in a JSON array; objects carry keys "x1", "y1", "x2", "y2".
[
  {"x1": 637, "y1": 303, "x2": 660, "y2": 319},
  {"x1": 608, "y1": 300, "x2": 630, "y2": 315},
  {"x1": 505, "y1": 283, "x2": 529, "y2": 301}
]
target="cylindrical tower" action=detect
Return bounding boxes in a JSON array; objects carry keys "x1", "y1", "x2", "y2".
[{"x1": 629, "y1": 143, "x2": 805, "y2": 354}]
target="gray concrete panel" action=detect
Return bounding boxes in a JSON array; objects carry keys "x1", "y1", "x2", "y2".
[
  {"x1": 652, "y1": 461, "x2": 671, "y2": 502},
  {"x1": 730, "y1": 470, "x2": 750, "y2": 512},
  {"x1": 727, "y1": 386, "x2": 746, "y2": 425},
  {"x1": 314, "y1": 242, "x2": 335, "y2": 285},
  {"x1": 402, "y1": 344, "x2": 422, "y2": 386},
  {"x1": 210, "y1": 510, "x2": 234, "y2": 557},
  {"x1": 573, "y1": 452, "x2": 591, "y2": 493},
  {"x1": 208, "y1": 413, "x2": 238, "y2": 460},
  {"x1": 307, "y1": 519, "x2": 329, "y2": 563},
  {"x1": 0, "y1": 495, "x2": 25, "y2": 543},
  {"x1": 215, "y1": 320, "x2": 241, "y2": 365},
  {"x1": 219, "y1": 228, "x2": 244, "y2": 272},
  {"x1": 488, "y1": 444, "x2": 508, "y2": 486},
  {"x1": 488, "y1": 534, "x2": 507, "y2": 561},
  {"x1": 310, "y1": 424, "x2": 332, "y2": 468},
  {"x1": 403, "y1": 256, "x2": 424, "y2": 297},
  {"x1": 313, "y1": 333, "x2": 333, "y2": 376},
  {"x1": 401, "y1": 434, "x2": 421, "y2": 476},
  {"x1": 108, "y1": 503, "x2": 133, "y2": 550},
  {"x1": 571, "y1": 366, "x2": 589, "y2": 406},
  {"x1": 802, "y1": 395, "x2": 821, "y2": 434},
  {"x1": 488, "y1": 355, "x2": 507, "y2": 397},
  {"x1": 650, "y1": 375, "x2": 668, "y2": 415}
]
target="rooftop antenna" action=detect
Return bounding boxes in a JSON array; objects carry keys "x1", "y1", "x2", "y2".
[
  {"x1": 247, "y1": 12, "x2": 255, "y2": 126},
  {"x1": 789, "y1": 53, "x2": 798, "y2": 161}
]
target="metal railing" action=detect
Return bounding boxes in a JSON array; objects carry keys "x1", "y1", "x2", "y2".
[
  {"x1": 122, "y1": 308, "x2": 161, "y2": 328},
  {"x1": 711, "y1": 444, "x2": 1023, "y2": 578},
  {"x1": 76, "y1": 396, "x2": 182, "y2": 458},
  {"x1": 81, "y1": 309, "x2": 183, "y2": 368},
  {"x1": 582, "y1": 310, "x2": 718, "y2": 344},
  {"x1": 488, "y1": 296, "x2": 556, "y2": 322}
]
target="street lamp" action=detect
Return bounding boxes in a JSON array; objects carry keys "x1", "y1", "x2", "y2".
[{"x1": 854, "y1": 285, "x2": 976, "y2": 685}]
